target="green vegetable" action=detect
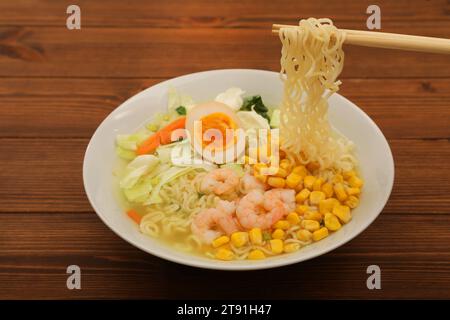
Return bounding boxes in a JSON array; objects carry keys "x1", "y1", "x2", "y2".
[
  {"x1": 175, "y1": 106, "x2": 186, "y2": 115},
  {"x1": 270, "y1": 109, "x2": 280, "y2": 128},
  {"x1": 240, "y1": 95, "x2": 270, "y2": 121},
  {"x1": 262, "y1": 231, "x2": 272, "y2": 241}
]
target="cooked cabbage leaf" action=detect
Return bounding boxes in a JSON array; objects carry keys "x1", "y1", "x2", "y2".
[
  {"x1": 145, "y1": 166, "x2": 195, "y2": 204},
  {"x1": 168, "y1": 87, "x2": 195, "y2": 113},
  {"x1": 123, "y1": 175, "x2": 153, "y2": 203},
  {"x1": 116, "y1": 146, "x2": 137, "y2": 160},
  {"x1": 116, "y1": 131, "x2": 150, "y2": 151},
  {"x1": 236, "y1": 108, "x2": 270, "y2": 131},
  {"x1": 145, "y1": 162, "x2": 216, "y2": 205},
  {"x1": 215, "y1": 87, "x2": 245, "y2": 110},
  {"x1": 270, "y1": 109, "x2": 280, "y2": 128},
  {"x1": 120, "y1": 155, "x2": 159, "y2": 189}
]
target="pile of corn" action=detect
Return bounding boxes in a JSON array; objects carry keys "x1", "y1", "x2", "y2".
[{"x1": 212, "y1": 159, "x2": 363, "y2": 261}]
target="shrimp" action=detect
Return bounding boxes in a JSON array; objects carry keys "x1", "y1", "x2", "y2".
[
  {"x1": 200, "y1": 168, "x2": 239, "y2": 196},
  {"x1": 191, "y1": 200, "x2": 239, "y2": 243},
  {"x1": 239, "y1": 173, "x2": 268, "y2": 194},
  {"x1": 264, "y1": 188, "x2": 296, "y2": 213},
  {"x1": 236, "y1": 189, "x2": 295, "y2": 229}
]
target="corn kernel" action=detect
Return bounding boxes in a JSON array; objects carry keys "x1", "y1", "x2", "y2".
[
  {"x1": 212, "y1": 235, "x2": 230, "y2": 248},
  {"x1": 324, "y1": 213, "x2": 342, "y2": 231},
  {"x1": 304, "y1": 211, "x2": 322, "y2": 222},
  {"x1": 303, "y1": 175, "x2": 316, "y2": 190},
  {"x1": 230, "y1": 232, "x2": 249, "y2": 248},
  {"x1": 292, "y1": 165, "x2": 308, "y2": 177},
  {"x1": 274, "y1": 220, "x2": 290, "y2": 230},
  {"x1": 346, "y1": 187, "x2": 361, "y2": 196},
  {"x1": 254, "y1": 163, "x2": 267, "y2": 173},
  {"x1": 248, "y1": 249, "x2": 266, "y2": 260},
  {"x1": 280, "y1": 159, "x2": 292, "y2": 171},
  {"x1": 284, "y1": 242, "x2": 300, "y2": 253},
  {"x1": 313, "y1": 178, "x2": 324, "y2": 191},
  {"x1": 286, "y1": 173, "x2": 302, "y2": 189},
  {"x1": 301, "y1": 219, "x2": 320, "y2": 232},
  {"x1": 254, "y1": 173, "x2": 268, "y2": 184},
  {"x1": 332, "y1": 174, "x2": 344, "y2": 184},
  {"x1": 348, "y1": 176, "x2": 364, "y2": 188},
  {"x1": 272, "y1": 228, "x2": 285, "y2": 239},
  {"x1": 321, "y1": 182, "x2": 334, "y2": 198},
  {"x1": 296, "y1": 205, "x2": 309, "y2": 215},
  {"x1": 262, "y1": 231, "x2": 271, "y2": 241},
  {"x1": 270, "y1": 239, "x2": 284, "y2": 254},
  {"x1": 218, "y1": 243, "x2": 232, "y2": 251},
  {"x1": 274, "y1": 167, "x2": 288, "y2": 178},
  {"x1": 345, "y1": 196, "x2": 360, "y2": 209},
  {"x1": 310, "y1": 191, "x2": 326, "y2": 205},
  {"x1": 312, "y1": 227, "x2": 329, "y2": 241},
  {"x1": 296, "y1": 229, "x2": 312, "y2": 241},
  {"x1": 147, "y1": 123, "x2": 158, "y2": 132},
  {"x1": 319, "y1": 198, "x2": 340, "y2": 214},
  {"x1": 306, "y1": 161, "x2": 320, "y2": 172},
  {"x1": 287, "y1": 212, "x2": 301, "y2": 225},
  {"x1": 333, "y1": 205, "x2": 352, "y2": 223},
  {"x1": 295, "y1": 189, "x2": 310, "y2": 203},
  {"x1": 215, "y1": 248, "x2": 234, "y2": 260},
  {"x1": 294, "y1": 182, "x2": 304, "y2": 192},
  {"x1": 343, "y1": 170, "x2": 356, "y2": 180},
  {"x1": 268, "y1": 177, "x2": 286, "y2": 188},
  {"x1": 249, "y1": 228, "x2": 263, "y2": 245},
  {"x1": 333, "y1": 183, "x2": 348, "y2": 202}
]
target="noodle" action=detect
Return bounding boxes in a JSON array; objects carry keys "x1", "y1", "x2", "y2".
[
  {"x1": 279, "y1": 18, "x2": 356, "y2": 171},
  {"x1": 139, "y1": 170, "x2": 220, "y2": 251}
]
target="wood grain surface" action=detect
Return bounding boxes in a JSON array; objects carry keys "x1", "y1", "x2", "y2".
[{"x1": 0, "y1": 0, "x2": 449, "y2": 299}]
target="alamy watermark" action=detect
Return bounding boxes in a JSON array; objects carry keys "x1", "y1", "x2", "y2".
[
  {"x1": 366, "y1": 5, "x2": 381, "y2": 30},
  {"x1": 366, "y1": 265, "x2": 381, "y2": 290},
  {"x1": 66, "y1": 5, "x2": 81, "y2": 30},
  {"x1": 66, "y1": 265, "x2": 81, "y2": 290}
]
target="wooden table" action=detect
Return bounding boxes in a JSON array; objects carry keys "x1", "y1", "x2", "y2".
[{"x1": 0, "y1": 0, "x2": 449, "y2": 299}]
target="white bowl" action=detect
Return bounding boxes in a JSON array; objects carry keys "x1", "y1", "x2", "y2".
[{"x1": 83, "y1": 69, "x2": 394, "y2": 270}]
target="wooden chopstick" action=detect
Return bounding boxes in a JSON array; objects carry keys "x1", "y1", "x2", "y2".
[{"x1": 272, "y1": 24, "x2": 450, "y2": 55}]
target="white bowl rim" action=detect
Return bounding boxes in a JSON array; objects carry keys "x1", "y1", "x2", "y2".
[{"x1": 83, "y1": 68, "x2": 395, "y2": 271}]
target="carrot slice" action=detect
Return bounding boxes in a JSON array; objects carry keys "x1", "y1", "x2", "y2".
[
  {"x1": 136, "y1": 116, "x2": 186, "y2": 155},
  {"x1": 158, "y1": 117, "x2": 186, "y2": 144},
  {"x1": 136, "y1": 132, "x2": 161, "y2": 155},
  {"x1": 127, "y1": 209, "x2": 142, "y2": 224},
  {"x1": 162, "y1": 116, "x2": 186, "y2": 132}
]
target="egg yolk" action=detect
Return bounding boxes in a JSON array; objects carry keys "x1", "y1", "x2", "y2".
[{"x1": 200, "y1": 112, "x2": 237, "y2": 149}]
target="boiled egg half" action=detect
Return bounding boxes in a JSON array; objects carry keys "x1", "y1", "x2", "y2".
[{"x1": 186, "y1": 101, "x2": 243, "y2": 164}]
